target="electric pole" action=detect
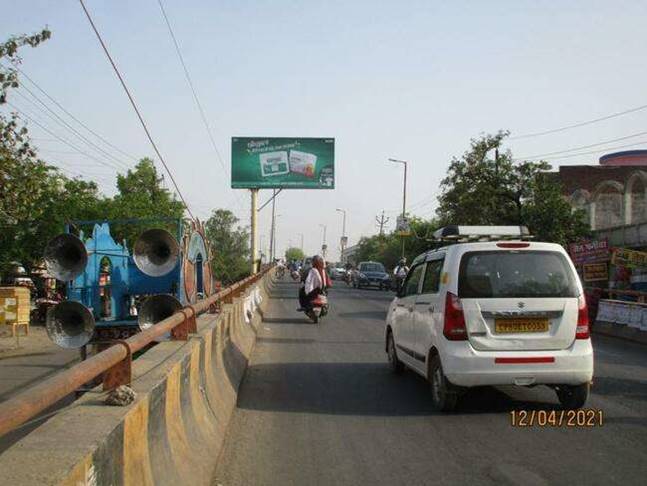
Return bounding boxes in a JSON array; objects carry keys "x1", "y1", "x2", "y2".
[{"x1": 376, "y1": 210, "x2": 390, "y2": 236}]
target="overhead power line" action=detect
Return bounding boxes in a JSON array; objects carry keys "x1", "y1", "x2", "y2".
[
  {"x1": 12, "y1": 88, "x2": 130, "y2": 171},
  {"x1": 156, "y1": 0, "x2": 246, "y2": 214},
  {"x1": 515, "y1": 129, "x2": 647, "y2": 161},
  {"x1": 6, "y1": 101, "x2": 128, "y2": 173},
  {"x1": 510, "y1": 102, "x2": 647, "y2": 140},
  {"x1": 79, "y1": 0, "x2": 195, "y2": 221},
  {"x1": 538, "y1": 140, "x2": 647, "y2": 162},
  {"x1": 5, "y1": 61, "x2": 138, "y2": 163}
]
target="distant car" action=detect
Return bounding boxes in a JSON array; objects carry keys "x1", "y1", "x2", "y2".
[
  {"x1": 330, "y1": 267, "x2": 346, "y2": 280},
  {"x1": 352, "y1": 261, "x2": 390, "y2": 289}
]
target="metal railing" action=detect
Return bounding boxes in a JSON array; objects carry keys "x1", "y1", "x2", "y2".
[
  {"x1": 585, "y1": 287, "x2": 647, "y2": 303},
  {"x1": 0, "y1": 266, "x2": 272, "y2": 438}
]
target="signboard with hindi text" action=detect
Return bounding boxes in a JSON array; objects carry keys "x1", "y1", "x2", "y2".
[
  {"x1": 568, "y1": 239, "x2": 609, "y2": 265},
  {"x1": 231, "y1": 137, "x2": 335, "y2": 189},
  {"x1": 611, "y1": 248, "x2": 647, "y2": 268},
  {"x1": 583, "y1": 263, "x2": 608, "y2": 282}
]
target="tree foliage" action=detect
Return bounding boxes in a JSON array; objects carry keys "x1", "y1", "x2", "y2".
[
  {"x1": 204, "y1": 209, "x2": 250, "y2": 285},
  {"x1": 436, "y1": 132, "x2": 589, "y2": 245},
  {"x1": 285, "y1": 247, "x2": 305, "y2": 262},
  {"x1": 107, "y1": 159, "x2": 185, "y2": 249},
  {"x1": 354, "y1": 218, "x2": 441, "y2": 270},
  {"x1": 0, "y1": 28, "x2": 51, "y2": 103}
]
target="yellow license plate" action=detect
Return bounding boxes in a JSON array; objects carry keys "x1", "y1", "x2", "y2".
[{"x1": 495, "y1": 318, "x2": 549, "y2": 334}]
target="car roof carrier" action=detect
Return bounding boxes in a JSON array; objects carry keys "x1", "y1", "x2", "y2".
[{"x1": 431, "y1": 225, "x2": 534, "y2": 243}]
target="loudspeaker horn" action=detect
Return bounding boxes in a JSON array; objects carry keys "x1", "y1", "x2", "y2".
[
  {"x1": 46, "y1": 301, "x2": 95, "y2": 349},
  {"x1": 133, "y1": 229, "x2": 180, "y2": 277},
  {"x1": 44, "y1": 233, "x2": 88, "y2": 281},
  {"x1": 138, "y1": 294, "x2": 182, "y2": 330}
]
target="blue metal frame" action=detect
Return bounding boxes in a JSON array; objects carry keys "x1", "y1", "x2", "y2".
[{"x1": 65, "y1": 218, "x2": 184, "y2": 327}]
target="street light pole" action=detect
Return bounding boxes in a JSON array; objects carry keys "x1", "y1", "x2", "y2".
[
  {"x1": 388, "y1": 158, "x2": 408, "y2": 257},
  {"x1": 298, "y1": 233, "x2": 304, "y2": 252},
  {"x1": 319, "y1": 224, "x2": 327, "y2": 258},
  {"x1": 336, "y1": 208, "x2": 347, "y2": 262}
]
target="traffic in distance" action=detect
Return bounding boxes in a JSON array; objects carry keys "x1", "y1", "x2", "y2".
[{"x1": 276, "y1": 225, "x2": 594, "y2": 412}]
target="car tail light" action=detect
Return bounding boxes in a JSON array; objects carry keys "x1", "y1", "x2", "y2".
[
  {"x1": 444, "y1": 292, "x2": 468, "y2": 341},
  {"x1": 496, "y1": 242, "x2": 530, "y2": 248},
  {"x1": 576, "y1": 295, "x2": 590, "y2": 339}
]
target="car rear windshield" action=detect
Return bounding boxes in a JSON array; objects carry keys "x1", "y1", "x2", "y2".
[
  {"x1": 458, "y1": 250, "x2": 578, "y2": 298},
  {"x1": 360, "y1": 263, "x2": 385, "y2": 273}
]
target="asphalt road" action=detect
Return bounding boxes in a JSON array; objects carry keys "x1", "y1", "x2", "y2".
[{"x1": 213, "y1": 279, "x2": 647, "y2": 486}]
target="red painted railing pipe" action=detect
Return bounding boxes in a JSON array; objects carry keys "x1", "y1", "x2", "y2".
[{"x1": 0, "y1": 266, "x2": 272, "y2": 438}]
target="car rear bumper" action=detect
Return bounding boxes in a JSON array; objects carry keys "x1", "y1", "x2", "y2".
[{"x1": 441, "y1": 339, "x2": 593, "y2": 387}]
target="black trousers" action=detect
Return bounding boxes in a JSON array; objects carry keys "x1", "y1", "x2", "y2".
[{"x1": 299, "y1": 286, "x2": 322, "y2": 310}]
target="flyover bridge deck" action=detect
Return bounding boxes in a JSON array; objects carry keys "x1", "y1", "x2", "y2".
[{"x1": 214, "y1": 279, "x2": 647, "y2": 485}]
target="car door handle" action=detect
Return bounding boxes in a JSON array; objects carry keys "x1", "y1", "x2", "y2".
[
  {"x1": 407, "y1": 306, "x2": 414, "y2": 312},
  {"x1": 396, "y1": 303, "x2": 405, "y2": 307},
  {"x1": 428, "y1": 306, "x2": 435, "y2": 312}
]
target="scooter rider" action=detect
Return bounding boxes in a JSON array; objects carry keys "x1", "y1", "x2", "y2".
[
  {"x1": 298, "y1": 255, "x2": 330, "y2": 318},
  {"x1": 393, "y1": 258, "x2": 409, "y2": 291}
]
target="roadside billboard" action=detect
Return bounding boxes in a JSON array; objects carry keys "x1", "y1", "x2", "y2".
[{"x1": 231, "y1": 137, "x2": 335, "y2": 189}]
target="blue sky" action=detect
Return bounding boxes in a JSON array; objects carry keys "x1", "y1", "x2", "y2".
[{"x1": 3, "y1": 1, "x2": 647, "y2": 260}]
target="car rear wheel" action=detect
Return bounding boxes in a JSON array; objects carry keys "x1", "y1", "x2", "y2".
[
  {"x1": 556, "y1": 383, "x2": 590, "y2": 410},
  {"x1": 387, "y1": 331, "x2": 404, "y2": 374},
  {"x1": 429, "y1": 355, "x2": 458, "y2": 412}
]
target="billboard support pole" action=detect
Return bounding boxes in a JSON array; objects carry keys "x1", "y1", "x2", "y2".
[
  {"x1": 269, "y1": 189, "x2": 276, "y2": 261},
  {"x1": 250, "y1": 189, "x2": 259, "y2": 274}
]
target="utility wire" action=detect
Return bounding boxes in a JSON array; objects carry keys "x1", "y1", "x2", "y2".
[
  {"x1": 537, "y1": 140, "x2": 647, "y2": 162},
  {"x1": 510, "y1": 103, "x2": 647, "y2": 140},
  {"x1": 156, "y1": 0, "x2": 246, "y2": 215},
  {"x1": 515, "y1": 129, "x2": 647, "y2": 161},
  {"x1": 78, "y1": 0, "x2": 195, "y2": 221},
  {"x1": 3, "y1": 61, "x2": 138, "y2": 164},
  {"x1": 13, "y1": 88, "x2": 130, "y2": 170},
  {"x1": 6, "y1": 101, "x2": 128, "y2": 173}
]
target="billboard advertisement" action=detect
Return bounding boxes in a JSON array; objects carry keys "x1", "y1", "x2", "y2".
[{"x1": 231, "y1": 137, "x2": 335, "y2": 189}]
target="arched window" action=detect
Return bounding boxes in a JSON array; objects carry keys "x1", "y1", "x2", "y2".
[
  {"x1": 627, "y1": 172, "x2": 647, "y2": 225},
  {"x1": 569, "y1": 189, "x2": 591, "y2": 223},
  {"x1": 195, "y1": 253, "x2": 204, "y2": 295},
  {"x1": 593, "y1": 181, "x2": 623, "y2": 230}
]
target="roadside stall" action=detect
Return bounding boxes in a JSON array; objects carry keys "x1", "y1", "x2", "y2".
[{"x1": 570, "y1": 239, "x2": 647, "y2": 331}]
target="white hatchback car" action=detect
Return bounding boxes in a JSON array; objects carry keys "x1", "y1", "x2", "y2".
[{"x1": 385, "y1": 226, "x2": 593, "y2": 412}]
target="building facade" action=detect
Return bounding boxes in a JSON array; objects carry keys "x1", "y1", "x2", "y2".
[{"x1": 559, "y1": 150, "x2": 647, "y2": 231}]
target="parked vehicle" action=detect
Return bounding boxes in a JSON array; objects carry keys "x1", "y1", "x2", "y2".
[
  {"x1": 385, "y1": 225, "x2": 593, "y2": 412},
  {"x1": 330, "y1": 267, "x2": 346, "y2": 280},
  {"x1": 352, "y1": 261, "x2": 391, "y2": 289}
]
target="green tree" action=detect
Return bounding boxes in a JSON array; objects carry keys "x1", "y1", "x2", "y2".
[
  {"x1": 436, "y1": 132, "x2": 589, "y2": 245},
  {"x1": 355, "y1": 217, "x2": 441, "y2": 270},
  {"x1": 285, "y1": 247, "x2": 305, "y2": 262},
  {"x1": 108, "y1": 158, "x2": 185, "y2": 249},
  {"x1": 204, "y1": 209, "x2": 250, "y2": 285},
  {"x1": 0, "y1": 28, "x2": 51, "y2": 103}
]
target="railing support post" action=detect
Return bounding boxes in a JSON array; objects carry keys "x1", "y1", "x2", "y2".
[{"x1": 102, "y1": 341, "x2": 132, "y2": 391}]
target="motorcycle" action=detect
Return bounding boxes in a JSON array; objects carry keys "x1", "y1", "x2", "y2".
[
  {"x1": 305, "y1": 293, "x2": 328, "y2": 324},
  {"x1": 343, "y1": 270, "x2": 352, "y2": 287}
]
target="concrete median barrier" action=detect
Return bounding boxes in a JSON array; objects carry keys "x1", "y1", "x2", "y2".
[{"x1": 0, "y1": 273, "x2": 274, "y2": 485}]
